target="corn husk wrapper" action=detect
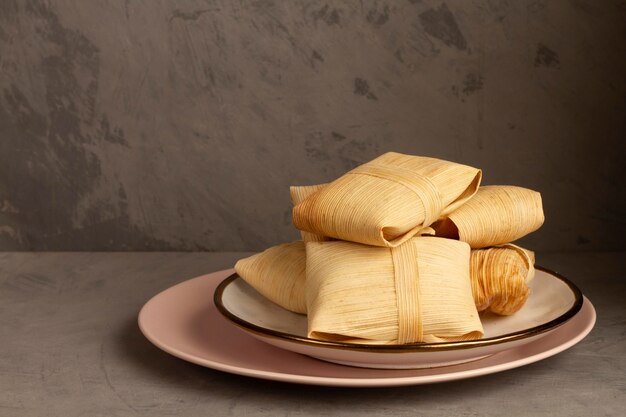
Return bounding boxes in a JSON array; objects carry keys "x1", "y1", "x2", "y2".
[
  {"x1": 234, "y1": 241, "x2": 307, "y2": 314},
  {"x1": 290, "y1": 184, "x2": 329, "y2": 242},
  {"x1": 292, "y1": 152, "x2": 482, "y2": 247},
  {"x1": 305, "y1": 237, "x2": 483, "y2": 344},
  {"x1": 470, "y1": 244, "x2": 535, "y2": 316},
  {"x1": 432, "y1": 185, "x2": 544, "y2": 249}
]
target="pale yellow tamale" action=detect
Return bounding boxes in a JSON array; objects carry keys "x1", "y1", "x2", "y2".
[
  {"x1": 432, "y1": 185, "x2": 544, "y2": 249},
  {"x1": 289, "y1": 184, "x2": 329, "y2": 242},
  {"x1": 292, "y1": 152, "x2": 481, "y2": 247},
  {"x1": 234, "y1": 241, "x2": 307, "y2": 314},
  {"x1": 305, "y1": 237, "x2": 483, "y2": 344}
]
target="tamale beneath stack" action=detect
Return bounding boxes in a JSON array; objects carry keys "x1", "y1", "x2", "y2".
[
  {"x1": 234, "y1": 241, "x2": 307, "y2": 314},
  {"x1": 305, "y1": 237, "x2": 483, "y2": 344},
  {"x1": 470, "y1": 244, "x2": 535, "y2": 315}
]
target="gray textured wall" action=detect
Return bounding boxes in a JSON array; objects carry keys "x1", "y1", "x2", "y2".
[{"x1": 1, "y1": 0, "x2": 624, "y2": 252}]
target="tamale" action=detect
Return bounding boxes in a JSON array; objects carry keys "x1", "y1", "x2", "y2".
[
  {"x1": 305, "y1": 237, "x2": 483, "y2": 344},
  {"x1": 289, "y1": 184, "x2": 329, "y2": 242},
  {"x1": 292, "y1": 152, "x2": 481, "y2": 247},
  {"x1": 432, "y1": 185, "x2": 544, "y2": 249},
  {"x1": 470, "y1": 244, "x2": 535, "y2": 315},
  {"x1": 234, "y1": 241, "x2": 307, "y2": 314}
]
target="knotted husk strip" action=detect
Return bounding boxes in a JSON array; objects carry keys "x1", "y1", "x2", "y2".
[
  {"x1": 432, "y1": 185, "x2": 544, "y2": 249},
  {"x1": 305, "y1": 237, "x2": 483, "y2": 344},
  {"x1": 290, "y1": 184, "x2": 329, "y2": 242},
  {"x1": 292, "y1": 152, "x2": 482, "y2": 248},
  {"x1": 470, "y1": 244, "x2": 535, "y2": 316},
  {"x1": 234, "y1": 241, "x2": 307, "y2": 314}
]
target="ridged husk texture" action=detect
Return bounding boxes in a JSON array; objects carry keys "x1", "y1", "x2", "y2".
[
  {"x1": 234, "y1": 241, "x2": 307, "y2": 314},
  {"x1": 305, "y1": 237, "x2": 483, "y2": 344},
  {"x1": 470, "y1": 244, "x2": 535, "y2": 315},
  {"x1": 290, "y1": 184, "x2": 329, "y2": 242},
  {"x1": 292, "y1": 152, "x2": 481, "y2": 247},
  {"x1": 432, "y1": 185, "x2": 544, "y2": 249}
]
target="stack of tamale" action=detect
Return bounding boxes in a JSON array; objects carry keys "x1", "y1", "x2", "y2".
[{"x1": 234, "y1": 152, "x2": 544, "y2": 345}]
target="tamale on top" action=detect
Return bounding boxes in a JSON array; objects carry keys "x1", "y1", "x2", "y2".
[
  {"x1": 290, "y1": 183, "x2": 329, "y2": 243},
  {"x1": 292, "y1": 152, "x2": 482, "y2": 247}
]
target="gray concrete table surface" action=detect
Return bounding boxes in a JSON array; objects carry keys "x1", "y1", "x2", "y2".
[{"x1": 0, "y1": 251, "x2": 624, "y2": 417}]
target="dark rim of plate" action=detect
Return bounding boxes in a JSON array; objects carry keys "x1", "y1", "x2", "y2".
[{"x1": 213, "y1": 266, "x2": 584, "y2": 353}]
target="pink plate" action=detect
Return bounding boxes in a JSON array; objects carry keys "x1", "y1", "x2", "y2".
[{"x1": 138, "y1": 269, "x2": 596, "y2": 387}]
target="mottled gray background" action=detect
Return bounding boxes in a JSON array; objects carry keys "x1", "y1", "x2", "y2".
[{"x1": 1, "y1": 0, "x2": 624, "y2": 252}]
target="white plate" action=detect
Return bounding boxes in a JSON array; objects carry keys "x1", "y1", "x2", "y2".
[
  {"x1": 214, "y1": 267, "x2": 583, "y2": 369},
  {"x1": 138, "y1": 269, "x2": 595, "y2": 387}
]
